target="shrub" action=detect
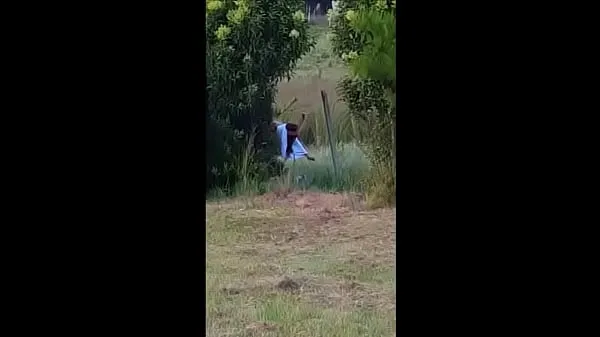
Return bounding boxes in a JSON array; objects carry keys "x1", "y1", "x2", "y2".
[
  {"x1": 206, "y1": 0, "x2": 314, "y2": 191},
  {"x1": 329, "y1": 0, "x2": 396, "y2": 206}
]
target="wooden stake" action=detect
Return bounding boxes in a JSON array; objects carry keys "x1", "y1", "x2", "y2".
[{"x1": 320, "y1": 90, "x2": 338, "y2": 178}]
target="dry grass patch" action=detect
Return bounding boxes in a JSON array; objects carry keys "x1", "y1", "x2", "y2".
[{"x1": 206, "y1": 192, "x2": 396, "y2": 337}]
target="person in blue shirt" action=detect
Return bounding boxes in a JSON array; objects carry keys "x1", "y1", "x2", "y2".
[{"x1": 270, "y1": 113, "x2": 315, "y2": 161}]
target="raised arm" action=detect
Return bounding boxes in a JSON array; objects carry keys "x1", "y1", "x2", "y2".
[{"x1": 297, "y1": 113, "x2": 306, "y2": 130}]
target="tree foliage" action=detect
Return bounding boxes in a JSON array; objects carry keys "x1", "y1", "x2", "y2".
[
  {"x1": 329, "y1": 0, "x2": 396, "y2": 206},
  {"x1": 206, "y1": 0, "x2": 314, "y2": 191},
  {"x1": 329, "y1": 0, "x2": 396, "y2": 167}
]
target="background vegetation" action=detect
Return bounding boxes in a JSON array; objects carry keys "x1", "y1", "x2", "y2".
[
  {"x1": 206, "y1": 0, "x2": 314, "y2": 191},
  {"x1": 206, "y1": 0, "x2": 396, "y2": 207},
  {"x1": 206, "y1": 2, "x2": 397, "y2": 336}
]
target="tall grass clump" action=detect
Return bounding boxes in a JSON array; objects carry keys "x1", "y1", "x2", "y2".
[
  {"x1": 283, "y1": 142, "x2": 369, "y2": 192},
  {"x1": 208, "y1": 142, "x2": 370, "y2": 198},
  {"x1": 276, "y1": 25, "x2": 356, "y2": 147},
  {"x1": 363, "y1": 160, "x2": 395, "y2": 208},
  {"x1": 206, "y1": 133, "x2": 272, "y2": 202},
  {"x1": 275, "y1": 100, "x2": 358, "y2": 147}
]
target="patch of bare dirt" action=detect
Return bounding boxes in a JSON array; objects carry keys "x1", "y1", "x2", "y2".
[
  {"x1": 258, "y1": 190, "x2": 363, "y2": 210},
  {"x1": 244, "y1": 322, "x2": 277, "y2": 336},
  {"x1": 256, "y1": 190, "x2": 365, "y2": 220},
  {"x1": 209, "y1": 192, "x2": 395, "y2": 253},
  {"x1": 276, "y1": 276, "x2": 301, "y2": 292},
  {"x1": 208, "y1": 191, "x2": 395, "y2": 315},
  {"x1": 219, "y1": 275, "x2": 313, "y2": 298}
]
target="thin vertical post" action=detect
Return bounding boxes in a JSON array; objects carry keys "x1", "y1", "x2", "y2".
[{"x1": 320, "y1": 90, "x2": 338, "y2": 179}]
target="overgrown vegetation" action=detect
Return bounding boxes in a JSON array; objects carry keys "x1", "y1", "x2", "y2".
[
  {"x1": 206, "y1": 143, "x2": 369, "y2": 200},
  {"x1": 329, "y1": 0, "x2": 396, "y2": 207},
  {"x1": 206, "y1": 0, "x2": 396, "y2": 208},
  {"x1": 206, "y1": 2, "x2": 396, "y2": 334},
  {"x1": 206, "y1": 0, "x2": 314, "y2": 191}
]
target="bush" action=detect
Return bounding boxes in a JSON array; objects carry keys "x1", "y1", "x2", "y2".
[
  {"x1": 206, "y1": 0, "x2": 314, "y2": 192},
  {"x1": 329, "y1": 0, "x2": 396, "y2": 206},
  {"x1": 283, "y1": 142, "x2": 369, "y2": 191}
]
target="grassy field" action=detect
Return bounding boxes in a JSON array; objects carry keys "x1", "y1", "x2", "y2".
[
  {"x1": 276, "y1": 24, "x2": 361, "y2": 146},
  {"x1": 206, "y1": 192, "x2": 396, "y2": 337},
  {"x1": 272, "y1": 24, "x2": 369, "y2": 193},
  {"x1": 206, "y1": 23, "x2": 396, "y2": 336}
]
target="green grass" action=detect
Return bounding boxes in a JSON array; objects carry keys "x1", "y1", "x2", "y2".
[
  {"x1": 283, "y1": 143, "x2": 369, "y2": 192},
  {"x1": 273, "y1": 25, "x2": 370, "y2": 194},
  {"x1": 206, "y1": 19, "x2": 396, "y2": 336},
  {"x1": 276, "y1": 24, "x2": 359, "y2": 146},
  {"x1": 295, "y1": 24, "x2": 345, "y2": 74},
  {"x1": 206, "y1": 199, "x2": 396, "y2": 337},
  {"x1": 206, "y1": 142, "x2": 370, "y2": 201},
  {"x1": 208, "y1": 24, "x2": 394, "y2": 207}
]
